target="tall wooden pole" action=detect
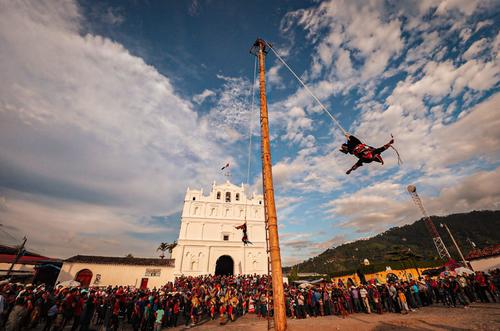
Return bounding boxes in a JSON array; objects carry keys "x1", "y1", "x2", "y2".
[{"x1": 254, "y1": 38, "x2": 287, "y2": 331}]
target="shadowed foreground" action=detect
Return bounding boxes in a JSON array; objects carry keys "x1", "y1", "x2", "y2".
[{"x1": 172, "y1": 303, "x2": 499, "y2": 331}]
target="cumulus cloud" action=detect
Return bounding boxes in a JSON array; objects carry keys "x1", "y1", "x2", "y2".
[
  {"x1": 273, "y1": 0, "x2": 499, "y2": 259},
  {"x1": 0, "y1": 0, "x2": 226, "y2": 257},
  {"x1": 282, "y1": 0, "x2": 404, "y2": 93},
  {"x1": 0, "y1": 191, "x2": 177, "y2": 258},
  {"x1": 354, "y1": 74, "x2": 500, "y2": 173},
  {"x1": 330, "y1": 168, "x2": 500, "y2": 234}
]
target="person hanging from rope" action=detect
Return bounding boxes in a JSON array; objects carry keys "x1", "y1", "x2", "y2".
[
  {"x1": 235, "y1": 223, "x2": 252, "y2": 245},
  {"x1": 340, "y1": 133, "x2": 396, "y2": 175}
]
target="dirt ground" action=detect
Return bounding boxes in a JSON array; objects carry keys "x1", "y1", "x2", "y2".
[{"x1": 175, "y1": 303, "x2": 500, "y2": 331}]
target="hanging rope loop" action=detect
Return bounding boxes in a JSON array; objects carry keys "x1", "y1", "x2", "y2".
[{"x1": 242, "y1": 56, "x2": 258, "y2": 226}]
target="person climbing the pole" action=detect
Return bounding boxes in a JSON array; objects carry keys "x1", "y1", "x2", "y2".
[
  {"x1": 235, "y1": 223, "x2": 252, "y2": 245},
  {"x1": 340, "y1": 133, "x2": 395, "y2": 175}
]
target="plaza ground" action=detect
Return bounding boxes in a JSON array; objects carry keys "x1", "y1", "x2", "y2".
[{"x1": 174, "y1": 303, "x2": 500, "y2": 331}]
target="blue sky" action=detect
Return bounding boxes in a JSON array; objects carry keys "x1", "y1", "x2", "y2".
[{"x1": 0, "y1": 0, "x2": 499, "y2": 265}]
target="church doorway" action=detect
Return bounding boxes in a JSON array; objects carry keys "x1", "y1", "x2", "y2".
[
  {"x1": 215, "y1": 255, "x2": 234, "y2": 276},
  {"x1": 75, "y1": 269, "x2": 93, "y2": 287}
]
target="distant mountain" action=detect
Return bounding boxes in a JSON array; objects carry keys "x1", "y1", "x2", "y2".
[{"x1": 287, "y1": 210, "x2": 500, "y2": 276}]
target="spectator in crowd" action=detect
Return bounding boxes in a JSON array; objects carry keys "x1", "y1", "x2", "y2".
[{"x1": 0, "y1": 268, "x2": 498, "y2": 330}]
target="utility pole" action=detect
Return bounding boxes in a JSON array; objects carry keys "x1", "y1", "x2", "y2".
[
  {"x1": 440, "y1": 223, "x2": 468, "y2": 267},
  {"x1": 6, "y1": 236, "x2": 27, "y2": 278},
  {"x1": 250, "y1": 38, "x2": 287, "y2": 331}
]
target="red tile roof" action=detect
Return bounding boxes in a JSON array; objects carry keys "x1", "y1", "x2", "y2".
[
  {"x1": 65, "y1": 255, "x2": 174, "y2": 267},
  {"x1": 0, "y1": 254, "x2": 58, "y2": 264}
]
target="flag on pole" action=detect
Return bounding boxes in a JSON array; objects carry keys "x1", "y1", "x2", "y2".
[{"x1": 221, "y1": 162, "x2": 230, "y2": 171}]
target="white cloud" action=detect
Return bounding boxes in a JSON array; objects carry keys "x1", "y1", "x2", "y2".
[
  {"x1": 280, "y1": 232, "x2": 347, "y2": 266},
  {"x1": 0, "y1": 191, "x2": 176, "y2": 258},
  {"x1": 463, "y1": 38, "x2": 490, "y2": 60},
  {"x1": 0, "y1": 0, "x2": 227, "y2": 257},
  {"x1": 267, "y1": 63, "x2": 284, "y2": 89},
  {"x1": 435, "y1": 0, "x2": 481, "y2": 16},
  {"x1": 475, "y1": 20, "x2": 494, "y2": 32},
  {"x1": 202, "y1": 74, "x2": 256, "y2": 142},
  {"x1": 283, "y1": 0, "x2": 404, "y2": 91},
  {"x1": 193, "y1": 89, "x2": 216, "y2": 104},
  {"x1": 327, "y1": 168, "x2": 500, "y2": 234}
]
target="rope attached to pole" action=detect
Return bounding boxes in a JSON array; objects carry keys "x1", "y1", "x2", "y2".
[
  {"x1": 246, "y1": 57, "x2": 257, "y2": 190},
  {"x1": 242, "y1": 57, "x2": 258, "y2": 229},
  {"x1": 267, "y1": 41, "x2": 404, "y2": 167},
  {"x1": 265, "y1": 42, "x2": 348, "y2": 136}
]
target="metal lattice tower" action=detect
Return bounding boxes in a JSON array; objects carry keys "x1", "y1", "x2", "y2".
[{"x1": 407, "y1": 185, "x2": 451, "y2": 260}]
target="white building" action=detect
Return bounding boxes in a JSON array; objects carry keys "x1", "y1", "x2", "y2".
[
  {"x1": 172, "y1": 181, "x2": 268, "y2": 277},
  {"x1": 56, "y1": 256, "x2": 175, "y2": 289}
]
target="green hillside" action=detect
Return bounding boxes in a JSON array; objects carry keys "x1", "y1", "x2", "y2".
[{"x1": 287, "y1": 210, "x2": 500, "y2": 276}]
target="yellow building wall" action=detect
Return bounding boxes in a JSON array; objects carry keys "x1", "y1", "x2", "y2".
[
  {"x1": 333, "y1": 267, "x2": 432, "y2": 285},
  {"x1": 57, "y1": 262, "x2": 175, "y2": 288}
]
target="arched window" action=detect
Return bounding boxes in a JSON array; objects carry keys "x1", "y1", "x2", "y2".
[
  {"x1": 235, "y1": 193, "x2": 240, "y2": 201},
  {"x1": 216, "y1": 192, "x2": 221, "y2": 199},
  {"x1": 225, "y1": 192, "x2": 231, "y2": 202},
  {"x1": 192, "y1": 197, "x2": 196, "y2": 201}
]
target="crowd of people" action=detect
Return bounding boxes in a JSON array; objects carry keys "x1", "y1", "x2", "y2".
[{"x1": 1, "y1": 269, "x2": 499, "y2": 331}]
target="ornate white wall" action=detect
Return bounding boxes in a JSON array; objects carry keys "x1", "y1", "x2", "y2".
[{"x1": 172, "y1": 181, "x2": 268, "y2": 276}]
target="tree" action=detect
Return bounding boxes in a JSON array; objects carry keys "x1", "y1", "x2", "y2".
[
  {"x1": 385, "y1": 246, "x2": 423, "y2": 277},
  {"x1": 288, "y1": 266, "x2": 299, "y2": 282},
  {"x1": 167, "y1": 241, "x2": 177, "y2": 255},
  {"x1": 125, "y1": 253, "x2": 134, "y2": 258},
  {"x1": 157, "y1": 243, "x2": 168, "y2": 259},
  {"x1": 157, "y1": 241, "x2": 177, "y2": 259}
]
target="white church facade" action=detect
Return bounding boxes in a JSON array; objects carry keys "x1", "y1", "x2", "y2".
[
  {"x1": 171, "y1": 181, "x2": 268, "y2": 277},
  {"x1": 56, "y1": 181, "x2": 268, "y2": 287}
]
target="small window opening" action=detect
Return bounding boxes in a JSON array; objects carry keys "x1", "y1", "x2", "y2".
[
  {"x1": 192, "y1": 197, "x2": 196, "y2": 201},
  {"x1": 235, "y1": 193, "x2": 240, "y2": 201},
  {"x1": 216, "y1": 192, "x2": 221, "y2": 199},
  {"x1": 225, "y1": 192, "x2": 231, "y2": 202},
  {"x1": 259, "y1": 201, "x2": 262, "y2": 205},
  {"x1": 223, "y1": 235, "x2": 229, "y2": 241}
]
